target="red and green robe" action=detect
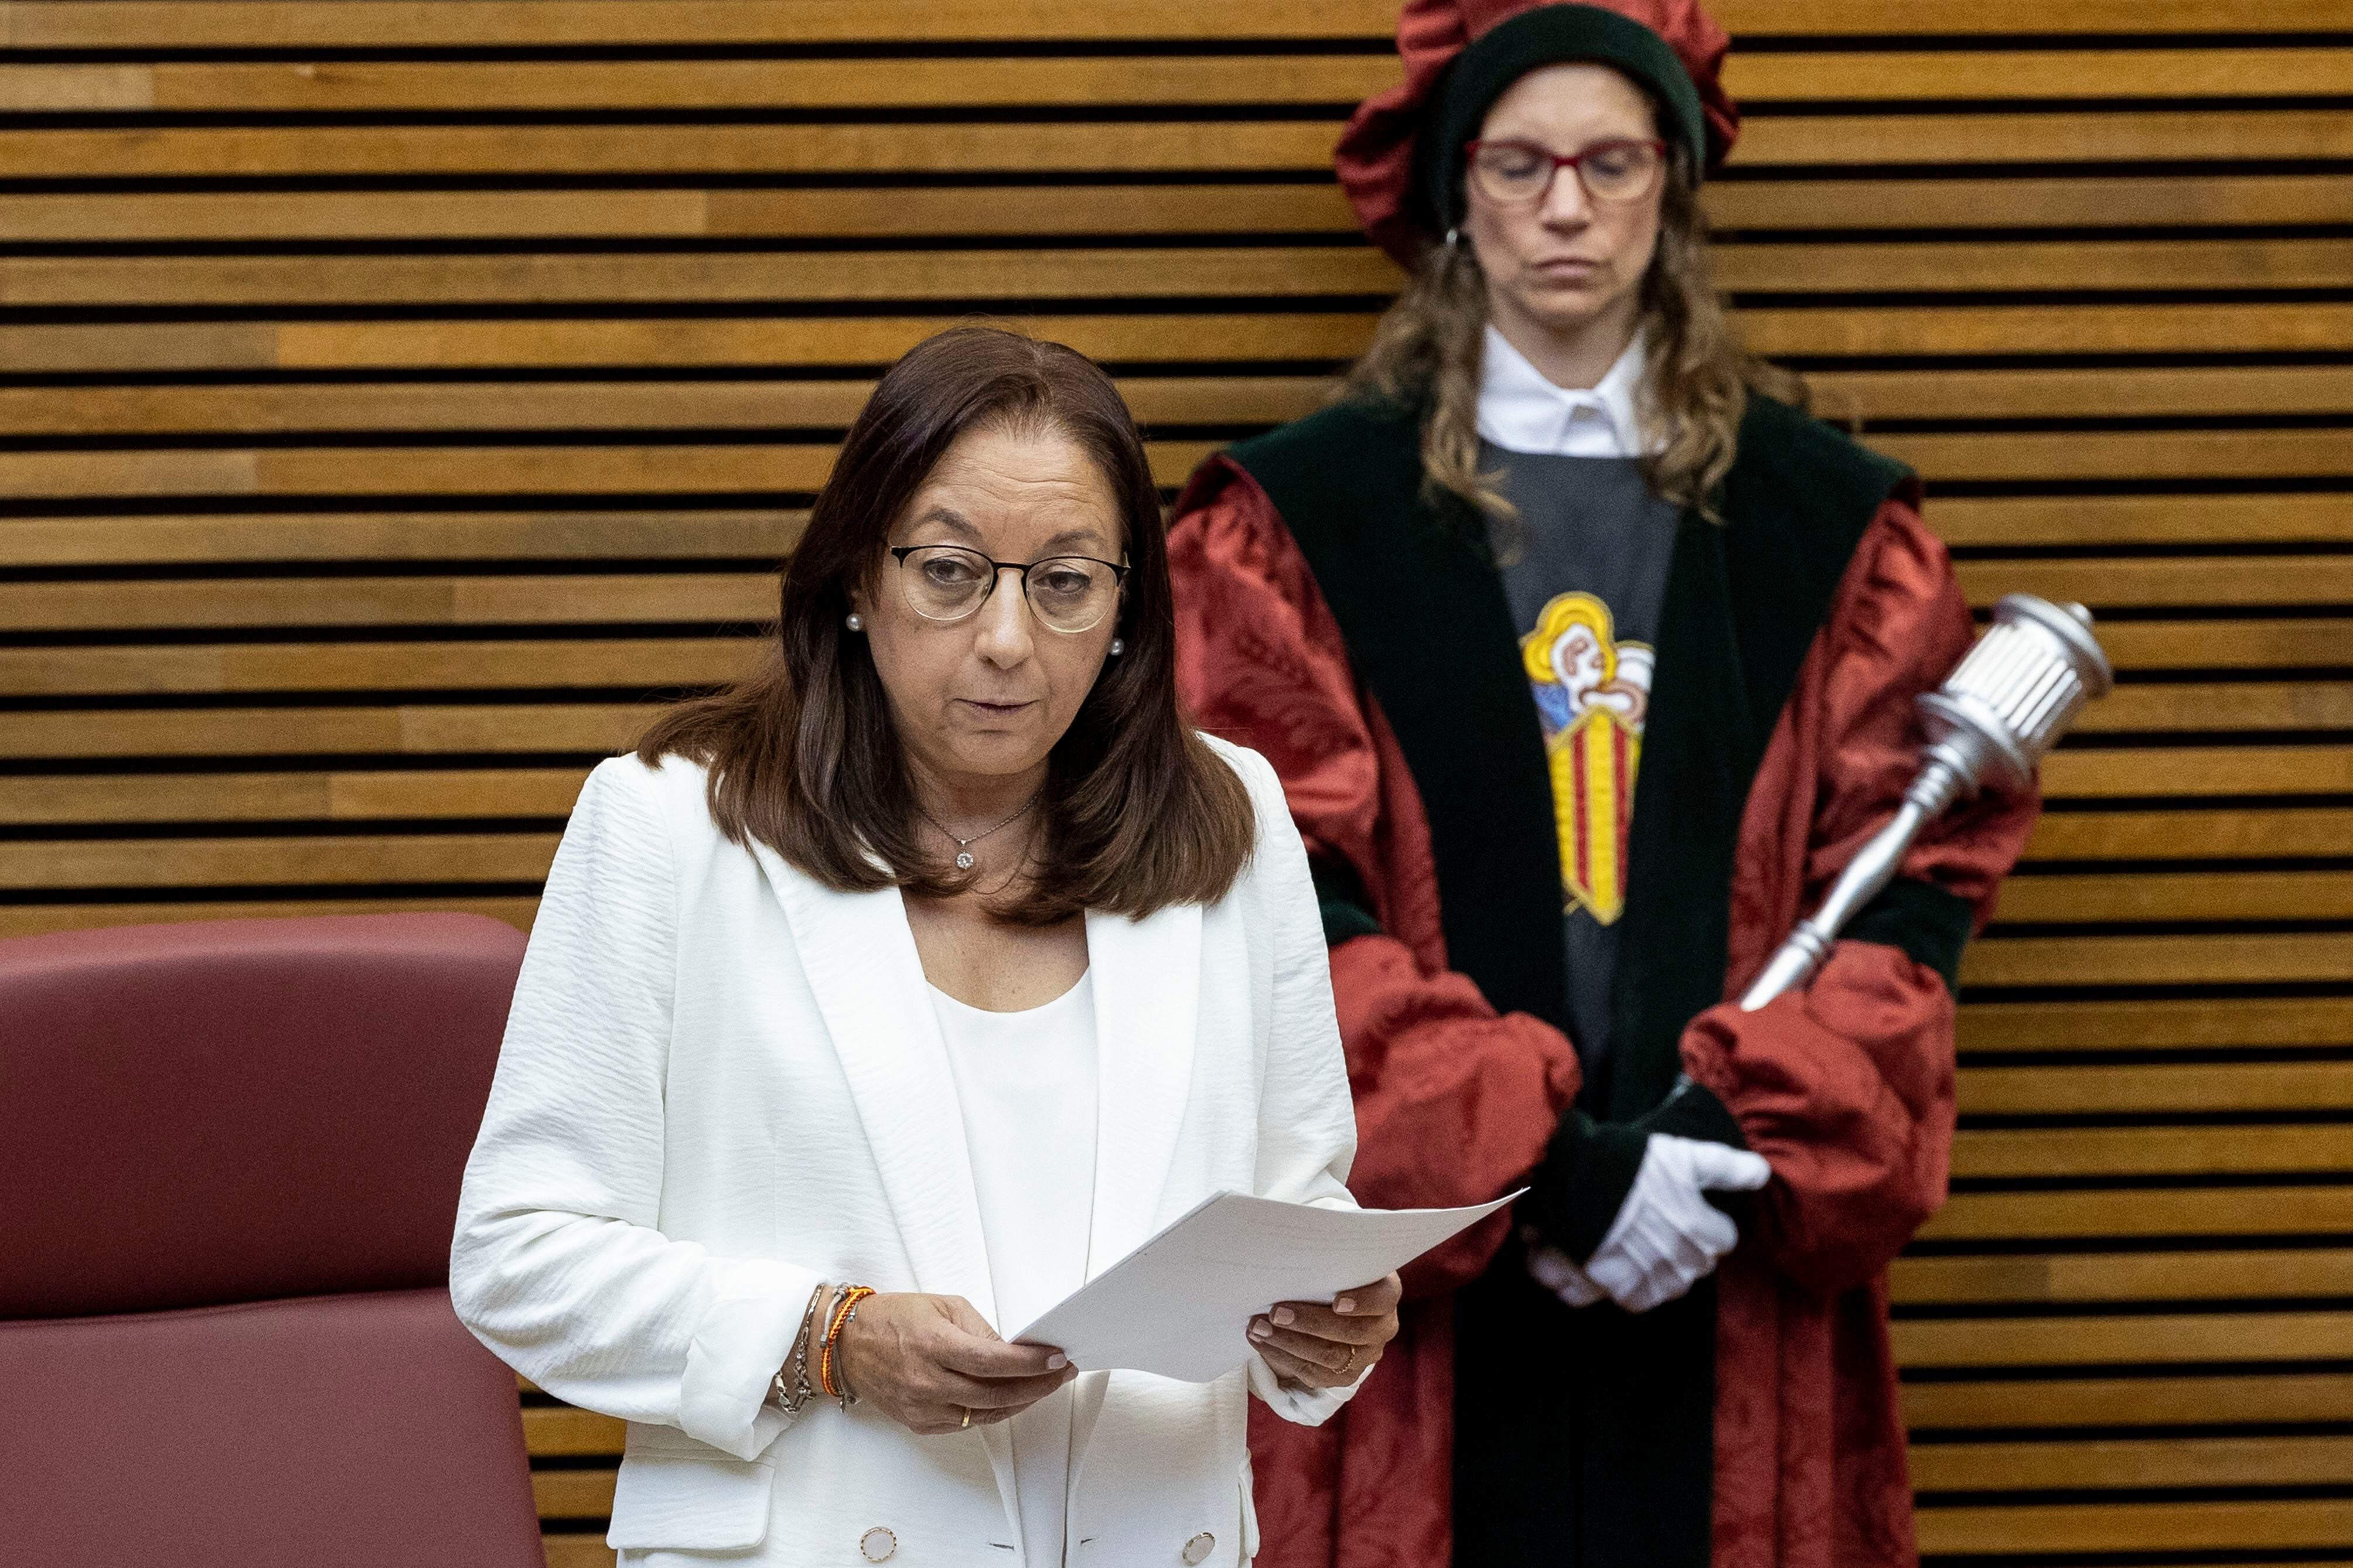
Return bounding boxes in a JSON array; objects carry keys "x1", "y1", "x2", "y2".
[{"x1": 1167, "y1": 392, "x2": 2040, "y2": 1568}]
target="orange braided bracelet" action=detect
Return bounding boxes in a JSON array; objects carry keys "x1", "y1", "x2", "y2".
[{"x1": 818, "y1": 1285, "x2": 875, "y2": 1405}]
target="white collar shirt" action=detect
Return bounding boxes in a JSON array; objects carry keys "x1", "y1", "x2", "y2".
[{"x1": 1475, "y1": 324, "x2": 1654, "y2": 459}]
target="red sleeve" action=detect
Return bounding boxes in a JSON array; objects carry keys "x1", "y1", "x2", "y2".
[
  {"x1": 1680, "y1": 498, "x2": 2040, "y2": 1299},
  {"x1": 1170, "y1": 458, "x2": 1583, "y2": 1297}
]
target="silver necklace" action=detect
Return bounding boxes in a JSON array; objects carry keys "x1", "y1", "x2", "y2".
[{"x1": 922, "y1": 790, "x2": 1042, "y2": 870}]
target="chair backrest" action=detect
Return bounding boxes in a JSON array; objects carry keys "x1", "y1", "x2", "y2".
[{"x1": 0, "y1": 913, "x2": 545, "y2": 1567}]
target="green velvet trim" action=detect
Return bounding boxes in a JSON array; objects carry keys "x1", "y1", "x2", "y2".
[
  {"x1": 1847, "y1": 874, "x2": 1976, "y2": 995},
  {"x1": 1526, "y1": 1080, "x2": 1747, "y2": 1262},
  {"x1": 1310, "y1": 854, "x2": 1386, "y2": 947},
  {"x1": 1230, "y1": 400, "x2": 1569, "y2": 1034}
]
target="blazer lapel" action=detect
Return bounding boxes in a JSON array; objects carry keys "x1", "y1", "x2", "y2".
[
  {"x1": 1081, "y1": 902, "x2": 1201, "y2": 1279},
  {"x1": 1062, "y1": 904, "x2": 1196, "y2": 1526},
  {"x1": 753, "y1": 844, "x2": 998, "y2": 1328}
]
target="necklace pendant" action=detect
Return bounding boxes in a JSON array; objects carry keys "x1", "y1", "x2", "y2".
[{"x1": 955, "y1": 851, "x2": 976, "y2": 870}]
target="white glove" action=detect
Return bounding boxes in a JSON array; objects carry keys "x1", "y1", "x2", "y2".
[
  {"x1": 1523, "y1": 1226, "x2": 1607, "y2": 1308},
  {"x1": 1583, "y1": 1135, "x2": 1772, "y2": 1314}
]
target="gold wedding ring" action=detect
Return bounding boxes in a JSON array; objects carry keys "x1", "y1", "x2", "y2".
[{"x1": 960, "y1": 1407, "x2": 971, "y2": 1430}]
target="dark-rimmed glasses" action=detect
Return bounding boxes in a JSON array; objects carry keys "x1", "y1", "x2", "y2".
[
  {"x1": 1465, "y1": 137, "x2": 1669, "y2": 207},
  {"x1": 886, "y1": 543, "x2": 1129, "y2": 635}
]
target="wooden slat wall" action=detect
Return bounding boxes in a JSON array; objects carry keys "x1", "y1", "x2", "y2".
[{"x1": 5, "y1": 3, "x2": 2350, "y2": 1562}]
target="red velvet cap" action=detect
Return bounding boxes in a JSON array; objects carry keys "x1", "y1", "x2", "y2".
[{"x1": 1337, "y1": 0, "x2": 1740, "y2": 264}]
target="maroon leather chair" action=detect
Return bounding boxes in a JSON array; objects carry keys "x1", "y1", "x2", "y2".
[{"x1": 0, "y1": 913, "x2": 547, "y2": 1567}]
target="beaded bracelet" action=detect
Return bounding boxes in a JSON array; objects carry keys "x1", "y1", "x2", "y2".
[
  {"x1": 818, "y1": 1284, "x2": 876, "y2": 1408},
  {"x1": 771, "y1": 1283, "x2": 830, "y2": 1416}
]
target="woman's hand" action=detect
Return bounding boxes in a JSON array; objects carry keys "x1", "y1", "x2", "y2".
[
  {"x1": 1247, "y1": 1272, "x2": 1402, "y2": 1391},
  {"x1": 834, "y1": 1292, "x2": 1075, "y2": 1436}
]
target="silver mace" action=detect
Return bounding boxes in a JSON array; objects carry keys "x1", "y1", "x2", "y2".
[{"x1": 1738, "y1": 594, "x2": 2116, "y2": 1012}]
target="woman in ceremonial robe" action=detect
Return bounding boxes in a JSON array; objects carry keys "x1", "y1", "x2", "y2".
[{"x1": 1167, "y1": 5, "x2": 2041, "y2": 1566}]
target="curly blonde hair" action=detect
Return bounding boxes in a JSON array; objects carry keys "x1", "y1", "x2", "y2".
[{"x1": 1343, "y1": 156, "x2": 1805, "y2": 538}]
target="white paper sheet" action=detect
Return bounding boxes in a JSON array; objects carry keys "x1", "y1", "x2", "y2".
[{"x1": 1010, "y1": 1190, "x2": 1520, "y2": 1383}]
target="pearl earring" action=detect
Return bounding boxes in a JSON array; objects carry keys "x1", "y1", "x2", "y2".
[
  {"x1": 1444, "y1": 226, "x2": 1461, "y2": 249},
  {"x1": 1108, "y1": 637, "x2": 1125, "y2": 656},
  {"x1": 844, "y1": 613, "x2": 864, "y2": 631}
]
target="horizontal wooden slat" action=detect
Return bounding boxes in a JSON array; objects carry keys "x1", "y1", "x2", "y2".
[
  {"x1": 1959, "y1": 557, "x2": 2353, "y2": 610},
  {"x1": 533, "y1": 1468, "x2": 616, "y2": 1520},
  {"x1": 12, "y1": 174, "x2": 2353, "y2": 243},
  {"x1": 1713, "y1": 0, "x2": 2353, "y2": 30},
  {"x1": 2078, "y1": 682, "x2": 2353, "y2": 736},
  {"x1": 5, "y1": 431, "x2": 2348, "y2": 502},
  {"x1": 1904, "y1": 1373, "x2": 2353, "y2": 1430},
  {"x1": 539, "y1": 1539, "x2": 615, "y2": 1568},
  {"x1": 0, "y1": 620, "x2": 2324, "y2": 686},
  {"x1": 0, "y1": 379, "x2": 1315, "y2": 439},
  {"x1": 1953, "y1": 1126, "x2": 2353, "y2": 1181},
  {"x1": 35, "y1": 576, "x2": 2353, "y2": 645},
  {"x1": 0, "y1": 703, "x2": 655, "y2": 759},
  {"x1": 0, "y1": 249, "x2": 1402, "y2": 307},
  {"x1": 11, "y1": 237, "x2": 2353, "y2": 308},
  {"x1": 1999, "y1": 870, "x2": 2353, "y2": 922},
  {"x1": 1899, "y1": 431, "x2": 2353, "y2": 483},
  {"x1": 1896, "y1": 1312, "x2": 2353, "y2": 1369},
  {"x1": 1911, "y1": 1434, "x2": 2353, "y2": 1492},
  {"x1": 1917, "y1": 1498, "x2": 2353, "y2": 1555},
  {"x1": 0, "y1": 896, "x2": 538, "y2": 940},
  {"x1": 0, "y1": 768, "x2": 589, "y2": 825},
  {"x1": 32, "y1": 55, "x2": 1404, "y2": 112},
  {"x1": 0, "y1": 833, "x2": 561, "y2": 891},
  {"x1": 2028, "y1": 808, "x2": 2353, "y2": 861},
  {"x1": 14, "y1": 49, "x2": 2349, "y2": 114},
  {"x1": 1728, "y1": 237, "x2": 2353, "y2": 293},
  {"x1": 7, "y1": 112, "x2": 2349, "y2": 180},
  {"x1": 0, "y1": 510, "x2": 803, "y2": 568},
  {"x1": 8, "y1": 0, "x2": 2342, "y2": 48},
  {"x1": 1959, "y1": 1061, "x2": 2353, "y2": 1116},
  {"x1": 1894, "y1": 1249, "x2": 2353, "y2": 1304},
  {"x1": 0, "y1": 575, "x2": 777, "y2": 632},
  {"x1": 1956, "y1": 997, "x2": 2353, "y2": 1055},
  {"x1": 0, "y1": 315, "x2": 1382, "y2": 373},
  {"x1": 1964, "y1": 932, "x2": 2353, "y2": 988},
  {"x1": 1922, "y1": 1187, "x2": 2353, "y2": 1242},
  {"x1": 15, "y1": 305, "x2": 2353, "y2": 376},
  {"x1": 1835, "y1": 372, "x2": 2353, "y2": 429},
  {"x1": 0, "y1": 0, "x2": 1406, "y2": 46},
  {"x1": 1745, "y1": 303, "x2": 2353, "y2": 358},
  {"x1": 0, "y1": 694, "x2": 2322, "y2": 766},
  {"x1": 0, "y1": 185, "x2": 1361, "y2": 242},
  {"x1": 0, "y1": 637, "x2": 757, "y2": 696},
  {"x1": 8, "y1": 373, "x2": 2353, "y2": 449},
  {"x1": 2041, "y1": 748, "x2": 2353, "y2": 799},
  {"x1": 523, "y1": 1406, "x2": 626, "y2": 1457}
]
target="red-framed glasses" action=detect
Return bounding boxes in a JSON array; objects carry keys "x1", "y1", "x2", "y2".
[{"x1": 1464, "y1": 137, "x2": 1670, "y2": 207}]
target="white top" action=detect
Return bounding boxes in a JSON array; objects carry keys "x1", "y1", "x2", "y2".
[
  {"x1": 930, "y1": 970, "x2": 1101, "y2": 1568},
  {"x1": 1476, "y1": 323, "x2": 1653, "y2": 458}
]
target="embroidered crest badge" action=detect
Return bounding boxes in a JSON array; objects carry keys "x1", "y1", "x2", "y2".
[{"x1": 1522, "y1": 591, "x2": 1653, "y2": 925}]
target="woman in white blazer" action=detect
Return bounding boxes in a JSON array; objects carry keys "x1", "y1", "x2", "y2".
[{"x1": 451, "y1": 327, "x2": 1398, "y2": 1567}]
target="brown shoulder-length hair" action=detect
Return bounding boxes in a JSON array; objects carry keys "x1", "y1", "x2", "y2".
[{"x1": 636, "y1": 325, "x2": 1255, "y2": 924}]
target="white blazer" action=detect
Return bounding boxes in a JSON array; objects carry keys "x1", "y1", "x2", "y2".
[{"x1": 450, "y1": 738, "x2": 1364, "y2": 1566}]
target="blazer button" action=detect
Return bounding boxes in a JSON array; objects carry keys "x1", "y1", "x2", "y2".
[
  {"x1": 860, "y1": 1526, "x2": 898, "y2": 1562},
  {"x1": 1182, "y1": 1531, "x2": 1216, "y2": 1564}
]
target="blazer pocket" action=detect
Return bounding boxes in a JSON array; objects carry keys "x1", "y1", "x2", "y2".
[{"x1": 607, "y1": 1426, "x2": 777, "y2": 1552}]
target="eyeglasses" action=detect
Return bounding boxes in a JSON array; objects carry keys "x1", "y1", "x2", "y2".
[
  {"x1": 1464, "y1": 137, "x2": 1668, "y2": 208},
  {"x1": 886, "y1": 543, "x2": 1129, "y2": 635}
]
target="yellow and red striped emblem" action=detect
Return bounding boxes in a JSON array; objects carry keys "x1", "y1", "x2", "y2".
[{"x1": 1521, "y1": 592, "x2": 1653, "y2": 926}]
